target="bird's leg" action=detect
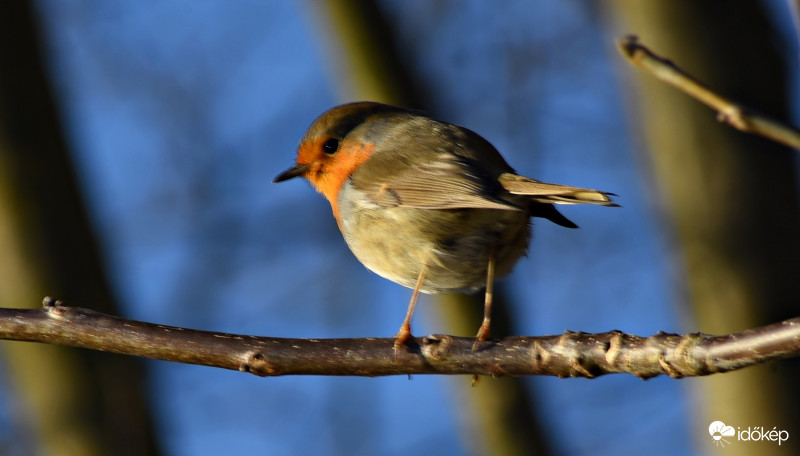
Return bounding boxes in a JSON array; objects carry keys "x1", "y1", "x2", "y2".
[
  {"x1": 394, "y1": 262, "x2": 428, "y2": 351},
  {"x1": 472, "y1": 249, "x2": 496, "y2": 351}
]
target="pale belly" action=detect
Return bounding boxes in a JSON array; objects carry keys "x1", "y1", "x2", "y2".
[{"x1": 337, "y1": 196, "x2": 531, "y2": 294}]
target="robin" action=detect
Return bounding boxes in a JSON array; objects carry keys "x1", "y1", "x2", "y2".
[{"x1": 274, "y1": 102, "x2": 616, "y2": 350}]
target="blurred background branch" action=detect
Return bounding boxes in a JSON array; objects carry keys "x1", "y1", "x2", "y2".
[
  {"x1": 607, "y1": 2, "x2": 800, "y2": 455},
  {"x1": 0, "y1": 2, "x2": 159, "y2": 455}
]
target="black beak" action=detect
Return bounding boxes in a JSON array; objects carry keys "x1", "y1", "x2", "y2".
[{"x1": 273, "y1": 163, "x2": 310, "y2": 183}]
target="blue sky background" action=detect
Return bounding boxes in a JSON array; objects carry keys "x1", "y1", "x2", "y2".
[{"x1": 9, "y1": 1, "x2": 796, "y2": 454}]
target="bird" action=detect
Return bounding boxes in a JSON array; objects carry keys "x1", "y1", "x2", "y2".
[{"x1": 274, "y1": 102, "x2": 616, "y2": 351}]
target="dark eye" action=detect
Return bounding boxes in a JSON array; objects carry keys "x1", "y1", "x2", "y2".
[{"x1": 322, "y1": 138, "x2": 339, "y2": 154}]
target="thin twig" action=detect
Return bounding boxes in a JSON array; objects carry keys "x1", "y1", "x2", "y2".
[
  {"x1": 617, "y1": 35, "x2": 800, "y2": 150},
  {"x1": 0, "y1": 298, "x2": 797, "y2": 379}
]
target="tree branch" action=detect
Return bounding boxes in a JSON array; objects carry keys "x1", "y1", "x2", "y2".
[
  {"x1": 0, "y1": 298, "x2": 797, "y2": 379},
  {"x1": 617, "y1": 35, "x2": 800, "y2": 150}
]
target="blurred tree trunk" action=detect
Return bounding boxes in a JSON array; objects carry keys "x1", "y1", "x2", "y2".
[
  {"x1": 0, "y1": 2, "x2": 160, "y2": 455},
  {"x1": 605, "y1": 1, "x2": 800, "y2": 454},
  {"x1": 306, "y1": 1, "x2": 553, "y2": 455}
]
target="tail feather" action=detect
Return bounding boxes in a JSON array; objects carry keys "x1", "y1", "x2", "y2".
[
  {"x1": 530, "y1": 204, "x2": 579, "y2": 228},
  {"x1": 499, "y1": 173, "x2": 618, "y2": 206}
]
